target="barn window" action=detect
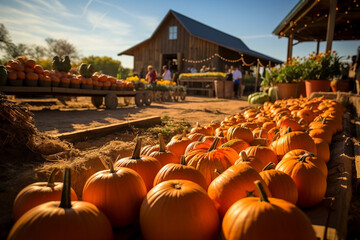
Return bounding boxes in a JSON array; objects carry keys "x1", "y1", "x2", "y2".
[{"x1": 169, "y1": 26, "x2": 177, "y2": 40}]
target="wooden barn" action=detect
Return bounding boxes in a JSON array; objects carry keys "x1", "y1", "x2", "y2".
[{"x1": 118, "y1": 10, "x2": 282, "y2": 76}]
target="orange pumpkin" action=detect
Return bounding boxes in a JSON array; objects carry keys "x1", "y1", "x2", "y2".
[
  {"x1": 25, "y1": 59, "x2": 36, "y2": 68},
  {"x1": 219, "y1": 139, "x2": 250, "y2": 154},
  {"x1": 208, "y1": 163, "x2": 271, "y2": 218},
  {"x1": 149, "y1": 133, "x2": 179, "y2": 166},
  {"x1": 140, "y1": 180, "x2": 220, "y2": 240},
  {"x1": 82, "y1": 161, "x2": 147, "y2": 227},
  {"x1": 190, "y1": 122, "x2": 211, "y2": 135},
  {"x1": 276, "y1": 152, "x2": 327, "y2": 207},
  {"x1": 309, "y1": 128, "x2": 332, "y2": 144},
  {"x1": 235, "y1": 151, "x2": 265, "y2": 172},
  {"x1": 26, "y1": 72, "x2": 39, "y2": 81},
  {"x1": 16, "y1": 71, "x2": 25, "y2": 80},
  {"x1": 140, "y1": 143, "x2": 160, "y2": 156},
  {"x1": 114, "y1": 138, "x2": 162, "y2": 191},
  {"x1": 222, "y1": 181, "x2": 316, "y2": 240},
  {"x1": 8, "y1": 168, "x2": 113, "y2": 240},
  {"x1": 244, "y1": 145, "x2": 278, "y2": 165},
  {"x1": 259, "y1": 163, "x2": 298, "y2": 204},
  {"x1": 153, "y1": 156, "x2": 207, "y2": 190},
  {"x1": 226, "y1": 125, "x2": 254, "y2": 143},
  {"x1": 313, "y1": 138, "x2": 330, "y2": 163},
  {"x1": 12, "y1": 168, "x2": 78, "y2": 221},
  {"x1": 34, "y1": 65, "x2": 44, "y2": 74},
  {"x1": 185, "y1": 138, "x2": 239, "y2": 187},
  {"x1": 166, "y1": 133, "x2": 193, "y2": 158}
]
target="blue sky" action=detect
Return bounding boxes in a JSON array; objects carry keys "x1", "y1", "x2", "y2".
[{"x1": 0, "y1": 0, "x2": 359, "y2": 68}]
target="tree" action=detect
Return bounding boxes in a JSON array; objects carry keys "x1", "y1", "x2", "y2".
[
  {"x1": 80, "y1": 56, "x2": 124, "y2": 77},
  {"x1": 27, "y1": 45, "x2": 47, "y2": 61},
  {"x1": 0, "y1": 23, "x2": 28, "y2": 59},
  {"x1": 0, "y1": 23, "x2": 12, "y2": 50},
  {"x1": 45, "y1": 38, "x2": 79, "y2": 60}
]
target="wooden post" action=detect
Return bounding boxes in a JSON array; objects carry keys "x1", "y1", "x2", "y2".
[
  {"x1": 316, "y1": 40, "x2": 320, "y2": 54},
  {"x1": 326, "y1": 0, "x2": 337, "y2": 52},
  {"x1": 254, "y1": 60, "x2": 260, "y2": 93},
  {"x1": 287, "y1": 34, "x2": 293, "y2": 61}
]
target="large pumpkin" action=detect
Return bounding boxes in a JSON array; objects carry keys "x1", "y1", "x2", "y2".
[
  {"x1": 207, "y1": 163, "x2": 271, "y2": 218},
  {"x1": 313, "y1": 138, "x2": 330, "y2": 163},
  {"x1": 219, "y1": 139, "x2": 250, "y2": 154},
  {"x1": 12, "y1": 168, "x2": 78, "y2": 221},
  {"x1": 149, "y1": 133, "x2": 179, "y2": 166},
  {"x1": 114, "y1": 138, "x2": 162, "y2": 191},
  {"x1": 8, "y1": 168, "x2": 113, "y2": 240},
  {"x1": 153, "y1": 157, "x2": 207, "y2": 190},
  {"x1": 259, "y1": 163, "x2": 298, "y2": 204},
  {"x1": 235, "y1": 151, "x2": 265, "y2": 172},
  {"x1": 140, "y1": 180, "x2": 220, "y2": 240},
  {"x1": 222, "y1": 180, "x2": 316, "y2": 240},
  {"x1": 82, "y1": 161, "x2": 147, "y2": 227},
  {"x1": 276, "y1": 153, "x2": 327, "y2": 207},
  {"x1": 166, "y1": 133, "x2": 193, "y2": 157},
  {"x1": 185, "y1": 138, "x2": 239, "y2": 187},
  {"x1": 270, "y1": 130, "x2": 317, "y2": 159}
]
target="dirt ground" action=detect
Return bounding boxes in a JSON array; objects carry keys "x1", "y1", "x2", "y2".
[{"x1": 27, "y1": 96, "x2": 249, "y2": 134}]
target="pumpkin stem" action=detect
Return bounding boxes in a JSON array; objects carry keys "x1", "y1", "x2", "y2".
[
  {"x1": 180, "y1": 155, "x2": 186, "y2": 165},
  {"x1": 47, "y1": 168, "x2": 59, "y2": 188},
  {"x1": 214, "y1": 169, "x2": 223, "y2": 175},
  {"x1": 321, "y1": 116, "x2": 326, "y2": 124},
  {"x1": 158, "y1": 133, "x2": 166, "y2": 152},
  {"x1": 298, "y1": 118, "x2": 308, "y2": 125},
  {"x1": 272, "y1": 131, "x2": 280, "y2": 142},
  {"x1": 259, "y1": 128, "x2": 263, "y2": 138},
  {"x1": 299, "y1": 152, "x2": 315, "y2": 163},
  {"x1": 246, "y1": 191, "x2": 256, "y2": 197},
  {"x1": 208, "y1": 137, "x2": 219, "y2": 152},
  {"x1": 254, "y1": 180, "x2": 269, "y2": 203},
  {"x1": 240, "y1": 151, "x2": 248, "y2": 161},
  {"x1": 262, "y1": 162, "x2": 276, "y2": 171},
  {"x1": 286, "y1": 127, "x2": 292, "y2": 133},
  {"x1": 59, "y1": 168, "x2": 72, "y2": 209},
  {"x1": 108, "y1": 159, "x2": 115, "y2": 173},
  {"x1": 177, "y1": 133, "x2": 184, "y2": 141},
  {"x1": 198, "y1": 135, "x2": 204, "y2": 142},
  {"x1": 196, "y1": 122, "x2": 200, "y2": 128},
  {"x1": 131, "y1": 138, "x2": 142, "y2": 159}
]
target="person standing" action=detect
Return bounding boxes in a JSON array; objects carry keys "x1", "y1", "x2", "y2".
[
  {"x1": 162, "y1": 65, "x2": 172, "y2": 81},
  {"x1": 232, "y1": 66, "x2": 242, "y2": 98},
  {"x1": 146, "y1": 65, "x2": 157, "y2": 85}
]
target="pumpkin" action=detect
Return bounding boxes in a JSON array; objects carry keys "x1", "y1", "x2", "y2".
[
  {"x1": 16, "y1": 71, "x2": 25, "y2": 80},
  {"x1": 26, "y1": 72, "x2": 39, "y2": 81},
  {"x1": 184, "y1": 140, "x2": 210, "y2": 155},
  {"x1": 276, "y1": 152, "x2": 327, "y2": 207},
  {"x1": 244, "y1": 145, "x2": 278, "y2": 165},
  {"x1": 222, "y1": 180, "x2": 316, "y2": 240},
  {"x1": 166, "y1": 133, "x2": 193, "y2": 158},
  {"x1": 140, "y1": 143, "x2": 160, "y2": 156},
  {"x1": 190, "y1": 122, "x2": 211, "y2": 135},
  {"x1": 82, "y1": 160, "x2": 147, "y2": 227},
  {"x1": 219, "y1": 139, "x2": 249, "y2": 154},
  {"x1": 7, "y1": 71, "x2": 17, "y2": 81},
  {"x1": 248, "y1": 92, "x2": 270, "y2": 105},
  {"x1": 185, "y1": 138, "x2": 239, "y2": 187},
  {"x1": 282, "y1": 149, "x2": 327, "y2": 176},
  {"x1": 8, "y1": 168, "x2": 113, "y2": 240},
  {"x1": 12, "y1": 168, "x2": 78, "y2": 221},
  {"x1": 149, "y1": 133, "x2": 179, "y2": 166},
  {"x1": 235, "y1": 151, "x2": 265, "y2": 172},
  {"x1": 25, "y1": 59, "x2": 36, "y2": 68},
  {"x1": 270, "y1": 130, "x2": 317, "y2": 159},
  {"x1": 309, "y1": 128, "x2": 332, "y2": 144},
  {"x1": 297, "y1": 109, "x2": 316, "y2": 123},
  {"x1": 226, "y1": 125, "x2": 254, "y2": 143},
  {"x1": 153, "y1": 156, "x2": 207, "y2": 190},
  {"x1": 259, "y1": 162, "x2": 298, "y2": 204},
  {"x1": 187, "y1": 132, "x2": 204, "y2": 141},
  {"x1": 34, "y1": 65, "x2": 44, "y2": 74},
  {"x1": 114, "y1": 138, "x2": 162, "y2": 191},
  {"x1": 208, "y1": 163, "x2": 271, "y2": 218},
  {"x1": 313, "y1": 138, "x2": 330, "y2": 163},
  {"x1": 140, "y1": 180, "x2": 220, "y2": 240}
]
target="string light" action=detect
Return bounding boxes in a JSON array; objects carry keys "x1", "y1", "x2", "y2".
[{"x1": 181, "y1": 53, "x2": 258, "y2": 67}]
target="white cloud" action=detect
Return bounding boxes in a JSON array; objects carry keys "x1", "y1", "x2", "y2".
[{"x1": 82, "y1": 0, "x2": 94, "y2": 16}]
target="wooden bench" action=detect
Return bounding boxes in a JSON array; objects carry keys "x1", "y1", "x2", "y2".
[{"x1": 178, "y1": 78, "x2": 215, "y2": 97}]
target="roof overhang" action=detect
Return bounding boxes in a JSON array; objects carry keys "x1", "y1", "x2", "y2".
[{"x1": 273, "y1": 0, "x2": 360, "y2": 42}]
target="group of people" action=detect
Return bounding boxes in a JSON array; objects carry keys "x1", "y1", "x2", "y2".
[
  {"x1": 145, "y1": 65, "x2": 173, "y2": 85},
  {"x1": 226, "y1": 66, "x2": 244, "y2": 98}
]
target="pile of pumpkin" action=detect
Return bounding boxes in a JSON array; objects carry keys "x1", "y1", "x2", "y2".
[
  {"x1": 8, "y1": 96, "x2": 344, "y2": 240},
  {"x1": 0, "y1": 56, "x2": 134, "y2": 91}
]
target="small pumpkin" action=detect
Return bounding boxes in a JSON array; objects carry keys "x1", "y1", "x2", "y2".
[
  {"x1": 153, "y1": 156, "x2": 207, "y2": 190},
  {"x1": 222, "y1": 180, "x2": 316, "y2": 240},
  {"x1": 149, "y1": 133, "x2": 179, "y2": 166},
  {"x1": 12, "y1": 168, "x2": 78, "y2": 221},
  {"x1": 235, "y1": 151, "x2": 265, "y2": 172},
  {"x1": 208, "y1": 163, "x2": 271, "y2": 218},
  {"x1": 219, "y1": 139, "x2": 250, "y2": 154},
  {"x1": 226, "y1": 125, "x2": 254, "y2": 143},
  {"x1": 244, "y1": 145, "x2": 278, "y2": 165},
  {"x1": 166, "y1": 133, "x2": 193, "y2": 158},
  {"x1": 140, "y1": 180, "x2": 220, "y2": 240},
  {"x1": 259, "y1": 162, "x2": 298, "y2": 204},
  {"x1": 8, "y1": 168, "x2": 113, "y2": 240},
  {"x1": 83, "y1": 160, "x2": 147, "y2": 227},
  {"x1": 114, "y1": 138, "x2": 162, "y2": 191}
]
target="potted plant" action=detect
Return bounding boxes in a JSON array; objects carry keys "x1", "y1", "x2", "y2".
[{"x1": 302, "y1": 51, "x2": 341, "y2": 98}]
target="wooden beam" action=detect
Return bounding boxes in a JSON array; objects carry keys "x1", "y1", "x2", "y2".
[
  {"x1": 326, "y1": 0, "x2": 337, "y2": 52},
  {"x1": 316, "y1": 40, "x2": 320, "y2": 54},
  {"x1": 287, "y1": 34, "x2": 293, "y2": 61},
  {"x1": 53, "y1": 116, "x2": 161, "y2": 142},
  {"x1": 254, "y1": 60, "x2": 260, "y2": 93}
]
